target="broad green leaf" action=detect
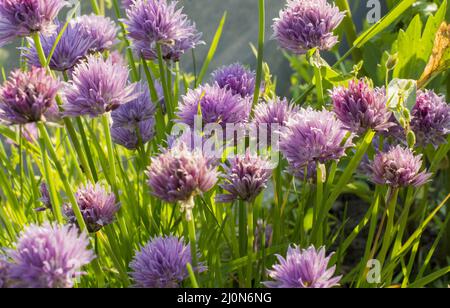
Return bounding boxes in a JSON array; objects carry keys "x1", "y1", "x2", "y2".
[{"x1": 354, "y1": 0, "x2": 416, "y2": 48}]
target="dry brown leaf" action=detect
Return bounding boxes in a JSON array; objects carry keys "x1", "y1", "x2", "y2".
[{"x1": 418, "y1": 22, "x2": 450, "y2": 88}]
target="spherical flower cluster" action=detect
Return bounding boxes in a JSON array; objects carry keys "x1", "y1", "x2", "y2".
[
  {"x1": 23, "y1": 21, "x2": 93, "y2": 72},
  {"x1": 6, "y1": 223, "x2": 94, "y2": 288},
  {"x1": 64, "y1": 183, "x2": 120, "y2": 233},
  {"x1": 411, "y1": 90, "x2": 450, "y2": 148},
  {"x1": 176, "y1": 83, "x2": 252, "y2": 130},
  {"x1": 263, "y1": 245, "x2": 341, "y2": 288},
  {"x1": 331, "y1": 79, "x2": 393, "y2": 135},
  {"x1": 63, "y1": 55, "x2": 136, "y2": 117},
  {"x1": 371, "y1": 145, "x2": 431, "y2": 188},
  {"x1": 211, "y1": 63, "x2": 258, "y2": 98},
  {"x1": 216, "y1": 151, "x2": 273, "y2": 203},
  {"x1": 253, "y1": 97, "x2": 299, "y2": 144},
  {"x1": 124, "y1": 0, "x2": 202, "y2": 61},
  {"x1": 75, "y1": 14, "x2": 118, "y2": 52},
  {"x1": 273, "y1": 0, "x2": 345, "y2": 54},
  {"x1": 280, "y1": 108, "x2": 352, "y2": 178},
  {"x1": 130, "y1": 235, "x2": 205, "y2": 288},
  {"x1": 111, "y1": 82, "x2": 157, "y2": 150},
  {"x1": 146, "y1": 143, "x2": 218, "y2": 220},
  {"x1": 0, "y1": 67, "x2": 60, "y2": 125},
  {"x1": 0, "y1": 0, "x2": 66, "y2": 47}
]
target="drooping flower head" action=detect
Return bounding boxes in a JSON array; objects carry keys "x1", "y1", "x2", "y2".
[
  {"x1": 331, "y1": 79, "x2": 393, "y2": 135},
  {"x1": 263, "y1": 245, "x2": 341, "y2": 288},
  {"x1": 124, "y1": 0, "x2": 202, "y2": 61},
  {"x1": 280, "y1": 108, "x2": 352, "y2": 178},
  {"x1": 253, "y1": 97, "x2": 299, "y2": 144},
  {"x1": 64, "y1": 183, "x2": 120, "y2": 233},
  {"x1": 211, "y1": 63, "x2": 258, "y2": 98},
  {"x1": 23, "y1": 21, "x2": 94, "y2": 72},
  {"x1": 0, "y1": 67, "x2": 60, "y2": 125},
  {"x1": 130, "y1": 235, "x2": 205, "y2": 288},
  {"x1": 111, "y1": 82, "x2": 157, "y2": 150},
  {"x1": 371, "y1": 145, "x2": 431, "y2": 188},
  {"x1": 0, "y1": 254, "x2": 10, "y2": 288},
  {"x1": 273, "y1": 0, "x2": 345, "y2": 54},
  {"x1": 0, "y1": 0, "x2": 67, "y2": 47},
  {"x1": 146, "y1": 143, "x2": 218, "y2": 219},
  {"x1": 176, "y1": 83, "x2": 252, "y2": 131},
  {"x1": 63, "y1": 55, "x2": 136, "y2": 117},
  {"x1": 217, "y1": 150, "x2": 273, "y2": 203},
  {"x1": 75, "y1": 14, "x2": 118, "y2": 52},
  {"x1": 6, "y1": 223, "x2": 94, "y2": 288},
  {"x1": 411, "y1": 90, "x2": 450, "y2": 148}
]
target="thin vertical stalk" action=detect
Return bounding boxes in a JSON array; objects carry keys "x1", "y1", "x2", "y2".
[
  {"x1": 251, "y1": 0, "x2": 265, "y2": 111},
  {"x1": 246, "y1": 201, "x2": 255, "y2": 288},
  {"x1": 37, "y1": 122, "x2": 86, "y2": 230},
  {"x1": 378, "y1": 188, "x2": 399, "y2": 267},
  {"x1": 188, "y1": 215, "x2": 198, "y2": 268},
  {"x1": 90, "y1": 0, "x2": 100, "y2": 15},
  {"x1": 101, "y1": 114, "x2": 117, "y2": 193},
  {"x1": 156, "y1": 43, "x2": 173, "y2": 119}
]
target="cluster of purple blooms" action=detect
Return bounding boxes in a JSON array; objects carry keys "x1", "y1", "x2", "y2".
[{"x1": 0, "y1": 0, "x2": 449, "y2": 289}]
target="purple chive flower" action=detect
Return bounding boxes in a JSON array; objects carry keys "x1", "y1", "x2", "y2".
[
  {"x1": 331, "y1": 79, "x2": 393, "y2": 135},
  {"x1": 64, "y1": 183, "x2": 120, "y2": 233},
  {"x1": 273, "y1": 0, "x2": 345, "y2": 54},
  {"x1": 211, "y1": 63, "x2": 259, "y2": 98},
  {"x1": 411, "y1": 90, "x2": 450, "y2": 148},
  {"x1": 371, "y1": 145, "x2": 431, "y2": 188},
  {"x1": 0, "y1": 67, "x2": 60, "y2": 125},
  {"x1": 122, "y1": 0, "x2": 136, "y2": 9},
  {"x1": 75, "y1": 14, "x2": 118, "y2": 52},
  {"x1": 23, "y1": 21, "x2": 94, "y2": 72},
  {"x1": 6, "y1": 223, "x2": 94, "y2": 288},
  {"x1": 217, "y1": 151, "x2": 273, "y2": 203},
  {"x1": 280, "y1": 108, "x2": 353, "y2": 179},
  {"x1": 111, "y1": 82, "x2": 157, "y2": 150},
  {"x1": 263, "y1": 245, "x2": 341, "y2": 288},
  {"x1": 146, "y1": 143, "x2": 218, "y2": 220},
  {"x1": 130, "y1": 235, "x2": 205, "y2": 288},
  {"x1": 63, "y1": 55, "x2": 136, "y2": 117},
  {"x1": 0, "y1": 254, "x2": 10, "y2": 288},
  {"x1": 124, "y1": 0, "x2": 202, "y2": 61},
  {"x1": 253, "y1": 97, "x2": 299, "y2": 144},
  {"x1": 0, "y1": 0, "x2": 67, "y2": 47},
  {"x1": 35, "y1": 182, "x2": 52, "y2": 212},
  {"x1": 176, "y1": 83, "x2": 252, "y2": 130}
]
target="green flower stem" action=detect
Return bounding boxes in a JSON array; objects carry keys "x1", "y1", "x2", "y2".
[
  {"x1": 142, "y1": 57, "x2": 166, "y2": 142},
  {"x1": 101, "y1": 114, "x2": 117, "y2": 193},
  {"x1": 31, "y1": 32, "x2": 47, "y2": 68},
  {"x1": 187, "y1": 263, "x2": 200, "y2": 288},
  {"x1": 251, "y1": 0, "x2": 265, "y2": 111},
  {"x1": 156, "y1": 43, "x2": 174, "y2": 119},
  {"x1": 246, "y1": 200, "x2": 255, "y2": 288},
  {"x1": 238, "y1": 200, "x2": 247, "y2": 257},
  {"x1": 37, "y1": 131, "x2": 63, "y2": 223},
  {"x1": 112, "y1": 0, "x2": 139, "y2": 82},
  {"x1": 314, "y1": 64, "x2": 324, "y2": 108},
  {"x1": 90, "y1": 0, "x2": 100, "y2": 15},
  {"x1": 378, "y1": 188, "x2": 399, "y2": 267},
  {"x1": 76, "y1": 117, "x2": 99, "y2": 183},
  {"x1": 37, "y1": 122, "x2": 87, "y2": 231},
  {"x1": 187, "y1": 213, "x2": 198, "y2": 268}
]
